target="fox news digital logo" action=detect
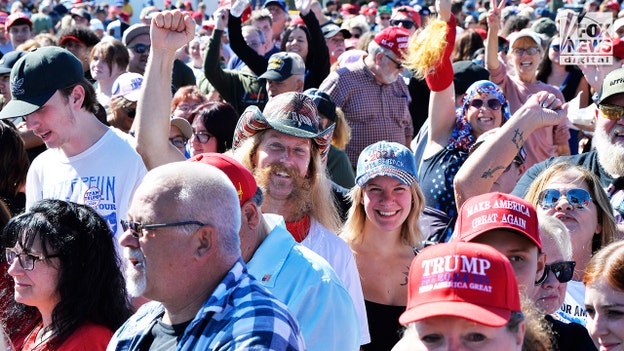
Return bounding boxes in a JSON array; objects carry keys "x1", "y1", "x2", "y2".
[{"x1": 559, "y1": 12, "x2": 614, "y2": 65}]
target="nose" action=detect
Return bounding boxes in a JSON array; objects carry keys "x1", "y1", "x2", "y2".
[
  {"x1": 7, "y1": 255, "x2": 23, "y2": 276},
  {"x1": 119, "y1": 228, "x2": 139, "y2": 248},
  {"x1": 587, "y1": 311, "x2": 609, "y2": 341},
  {"x1": 541, "y1": 268, "x2": 559, "y2": 289},
  {"x1": 554, "y1": 195, "x2": 574, "y2": 211}
]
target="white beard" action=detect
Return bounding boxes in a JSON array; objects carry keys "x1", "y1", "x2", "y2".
[
  {"x1": 125, "y1": 248, "x2": 147, "y2": 298},
  {"x1": 594, "y1": 125, "x2": 624, "y2": 177}
]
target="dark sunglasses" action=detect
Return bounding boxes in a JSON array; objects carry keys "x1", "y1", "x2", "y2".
[
  {"x1": 536, "y1": 261, "x2": 576, "y2": 285},
  {"x1": 123, "y1": 106, "x2": 136, "y2": 118},
  {"x1": 469, "y1": 98, "x2": 502, "y2": 110},
  {"x1": 128, "y1": 43, "x2": 151, "y2": 54},
  {"x1": 598, "y1": 103, "x2": 624, "y2": 121},
  {"x1": 538, "y1": 188, "x2": 592, "y2": 210},
  {"x1": 390, "y1": 19, "x2": 416, "y2": 30},
  {"x1": 550, "y1": 44, "x2": 561, "y2": 52}
]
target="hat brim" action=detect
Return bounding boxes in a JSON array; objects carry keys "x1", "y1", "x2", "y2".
[
  {"x1": 170, "y1": 117, "x2": 193, "y2": 139},
  {"x1": 233, "y1": 105, "x2": 335, "y2": 160},
  {"x1": 258, "y1": 70, "x2": 289, "y2": 82},
  {"x1": 356, "y1": 167, "x2": 417, "y2": 187},
  {"x1": 398, "y1": 300, "x2": 511, "y2": 327},
  {"x1": 0, "y1": 67, "x2": 11, "y2": 75},
  {"x1": 0, "y1": 91, "x2": 52, "y2": 119},
  {"x1": 460, "y1": 225, "x2": 542, "y2": 250}
]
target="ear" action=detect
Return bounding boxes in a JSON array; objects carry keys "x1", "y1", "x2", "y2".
[
  {"x1": 241, "y1": 201, "x2": 261, "y2": 231},
  {"x1": 70, "y1": 84, "x2": 86, "y2": 109},
  {"x1": 516, "y1": 164, "x2": 527, "y2": 177},
  {"x1": 194, "y1": 225, "x2": 214, "y2": 258},
  {"x1": 535, "y1": 251, "x2": 546, "y2": 282},
  {"x1": 515, "y1": 321, "x2": 526, "y2": 349},
  {"x1": 594, "y1": 221, "x2": 602, "y2": 235}
]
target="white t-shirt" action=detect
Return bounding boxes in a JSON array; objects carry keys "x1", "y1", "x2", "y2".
[
  {"x1": 26, "y1": 129, "x2": 147, "y2": 240},
  {"x1": 554, "y1": 280, "x2": 587, "y2": 326}
]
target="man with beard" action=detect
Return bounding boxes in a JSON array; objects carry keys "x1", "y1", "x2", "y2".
[
  {"x1": 512, "y1": 67, "x2": 624, "y2": 229},
  {"x1": 110, "y1": 161, "x2": 305, "y2": 350},
  {"x1": 231, "y1": 92, "x2": 371, "y2": 346},
  {"x1": 130, "y1": 11, "x2": 363, "y2": 350},
  {"x1": 319, "y1": 26, "x2": 414, "y2": 168}
]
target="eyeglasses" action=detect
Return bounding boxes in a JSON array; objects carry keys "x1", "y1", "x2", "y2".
[
  {"x1": 469, "y1": 98, "x2": 502, "y2": 110},
  {"x1": 538, "y1": 188, "x2": 592, "y2": 210},
  {"x1": 379, "y1": 15, "x2": 391, "y2": 20},
  {"x1": 390, "y1": 19, "x2": 417, "y2": 30},
  {"x1": 128, "y1": 44, "x2": 151, "y2": 54},
  {"x1": 169, "y1": 136, "x2": 188, "y2": 148},
  {"x1": 191, "y1": 131, "x2": 214, "y2": 144},
  {"x1": 550, "y1": 44, "x2": 561, "y2": 52},
  {"x1": 120, "y1": 219, "x2": 206, "y2": 239},
  {"x1": 498, "y1": 45, "x2": 509, "y2": 53},
  {"x1": 598, "y1": 103, "x2": 624, "y2": 121},
  {"x1": 5, "y1": 248, "x2": 59, "y2": 271},
  {"x1": 512, "y1": 47, "x2": 539, "y2": 56},
  {"x1": 538, "y1": 261, "x2": 576, "y2": 285},
  {"x1": 384, "y1": 54, "x2": 402, "y2": 69}
]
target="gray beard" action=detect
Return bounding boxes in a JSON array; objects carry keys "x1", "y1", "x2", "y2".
[{"x1": 594, "y1": 126, "x2": 624, "y2": 178}]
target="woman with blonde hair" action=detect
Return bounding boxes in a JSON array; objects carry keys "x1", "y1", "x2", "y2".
[
  {"x1": 524, "y1": 162, "x2": 616, "y2": 327},
  {"x1": 341, "y1": 141, "x2": 425, "y2": 351}
]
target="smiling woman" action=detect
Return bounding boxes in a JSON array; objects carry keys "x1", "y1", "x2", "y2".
[
  {"x1": 341, "y1": 141, "x2": 425, "y2": 351},
  {"x1": 1, "y1": 199, "x2": 132, "y2": 350}
]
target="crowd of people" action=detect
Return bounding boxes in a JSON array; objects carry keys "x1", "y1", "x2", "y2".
[{"x1": 0, "y1": 0, "x2": 624, "y2": 349}]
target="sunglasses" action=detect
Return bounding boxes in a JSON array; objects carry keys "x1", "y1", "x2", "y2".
[
  {"x1": 390, "y1": 19, "x2": 417, "y2": 30},
  {"x1": 469, "y1": 98, "x2": 502, "y2": 110},
  {"x1": 379, "y1": 15, "x2": 391, "y2": 20},
  {"x1": 538, "y1": 188, "x2": 592, "y2": 210},
  {"x1": 536, "y1": 261, "x2": 576, "y2": 285},
  {"x1": 598, "y1": 103, "x2": 624, "y2": 121},
  {"x1": 128, "y1": 43, "x2": 151, "y2": 54},
  {"x1": 121, "y1": 219, "x2": 205, "y2": 239},
  {"x1": 512, "y1": 47, "x2": 539, "y2": 56},
  {"x1": 124, "y1": 106, "x2": 136, "y2": 118},
  {"x1": 550, "y1": 44, "x2": 561, "y2": 52}
]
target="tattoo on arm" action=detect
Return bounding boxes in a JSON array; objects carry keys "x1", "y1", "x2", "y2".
[
  {"x1": 512, "y1": 129, "x2": 525, "y2": 150},
  {"x1": 481, "y1": 166, "x2": 505, "y2": 179}
]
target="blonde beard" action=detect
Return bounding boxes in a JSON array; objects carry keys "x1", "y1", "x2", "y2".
[
  {"x1": 253, "y1": 164, "x2": 313, "y2": 221},
  {"x1": 594, "y1": 126, "x2": 624, "y2": 177}
]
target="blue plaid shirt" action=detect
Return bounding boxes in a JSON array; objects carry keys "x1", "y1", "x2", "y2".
[{"x1": 107, "y1": 259, "x2": 306, "y2": 351}]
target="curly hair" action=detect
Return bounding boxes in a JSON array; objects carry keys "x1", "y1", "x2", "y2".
[{"x1": 2, "y1": 200, "x2": 132, "y2": 348}]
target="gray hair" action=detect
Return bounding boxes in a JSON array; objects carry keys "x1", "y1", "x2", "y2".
[{"x1": 538, "y1": 214, "x2": 573, "y2": 261}]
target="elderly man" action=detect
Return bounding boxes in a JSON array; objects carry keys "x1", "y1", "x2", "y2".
[
  {"x1": 130, "y1": 13, "x2": 362, "y2": 349},
  {"x1": 512, "y1": 67, "x2": 624, "y2": 227},
  {"x1": 108, "y1": 161, "x2": 305, "y2": 350},
  {"x1": 320, "y1": 26, "x2": 414, "y2": 167}
]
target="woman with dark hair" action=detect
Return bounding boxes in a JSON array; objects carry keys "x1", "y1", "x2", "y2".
[
  {"x1": 227, "y1": 0, "x2": 330, "y2": 90},
  {"x1": 3, "y1": 199, "x2": 132, "y2": 350},
  {"x1": 189, "y1": 101, "x2": 239, "y2": 155},
  {"x1": 0, "y1": 120, "x2": 29, "y2": 216},
  {"x1": 451, "y1": 28, "x2": 484, "y2": 62}
]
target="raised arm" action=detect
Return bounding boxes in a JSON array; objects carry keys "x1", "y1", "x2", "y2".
[
  {"x1": 228, "y1": 0, "x2": 269, "y2": 77},
  {"x1": 454, "y1": 92, "x2": 568, "y2": 207},
  {"x1": 299, "y1": 0, "x2": 331, "y2": 88},
  {"x1": 411, "y1": 0, "x2": 456, "y2": 157},
  {"x1": 134, "y1": 10, "x2": 193, "y2": 170},
  {"x1": 485, "y1": 0, "x2": 505, "y2": 72}
]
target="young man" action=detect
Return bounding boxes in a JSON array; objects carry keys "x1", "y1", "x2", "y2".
[
  {"x1": 0, "y1": 46, "x2": 146, "y2": 239},
  {"x1": 452, "y1": 192, "x2": 546, "y2": 297}
]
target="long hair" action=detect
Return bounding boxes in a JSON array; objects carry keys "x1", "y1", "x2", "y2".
[
  {"x1": 280, "y1": 24, "x2": 313, "y2": 63},
  {"x1": 524, "y1": 162, "x2": 616, "y2": 254},
  {"x1": 232, "y1": 130, "x2": 341, "y2": 232},
  {"x1": 2, "y1": 200, "x2": 132, "y2": 348},
  {"x1": 451, "y1": 29, "x2": 484, "y2": 62},
  {"x1": 0, "y1": 121, "x2": 29, "y2": 207},
  {"x1": 341, "y1": 182, "x2": 425, "y2": 247},
  {"x1": 584, "y1": 240, "x2": 624, "y2": 291},
  {"x1": 331, "y1": 107, "x2": 351, "y2": 150}
]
